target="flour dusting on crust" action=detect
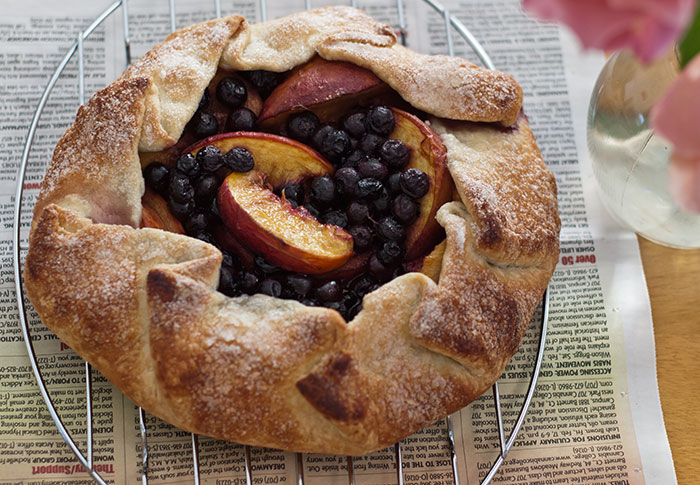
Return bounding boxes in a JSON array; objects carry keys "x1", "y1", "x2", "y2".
[{"x1": 24, "y1": 7, "x2": 559, "y2": 455}]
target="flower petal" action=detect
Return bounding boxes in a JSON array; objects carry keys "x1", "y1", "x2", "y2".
[
  {"x1": 522, "y1": 0, "x2": 696, "y2": 62},
  {"x1": 651, "y1": 54, "x2": 700, "y2": 159}
]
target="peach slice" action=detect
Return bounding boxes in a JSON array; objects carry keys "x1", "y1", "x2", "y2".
[
  {"x1": 184, "y1": 131, "x2": 334, "y2": 186},
  {"x1": 218, "y1": 171, "x2": 353, "y2": 274},
  {"x1": 258, "y1": 57, "x2": 388, "y2": 128},
  {"x1": 390, "y1": 108, "x2": 454, "y2": 260},
  {"x1": 406, "y1": 240, "x2": 446, "y2": 283},
  {"x1": 140, "y1": 188, "x2": 185, "y2": 233},
  {"x1": 212, "y1": 224, "x2": 255, "y2": 270},
  {"x1": 313, "y1": 252, "x2": 371, "y2": 281}
]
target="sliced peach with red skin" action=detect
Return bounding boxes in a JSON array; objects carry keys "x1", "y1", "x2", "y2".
[
  {"x1": 184, "y1": 131, "x2": 334, "y2": 185},
  {"x1": 195, "y1": 131, "x2": 352, "y2": 273},
  {"x1": 313, "y1": 252, "x2": 371, "y2": 281},
  {"x1": 405, "y1": 240, "x2": 446, "y2": 283},
  {"x1": 390, "y1": 108, "x2": 454, "y2": 260},
  {"x1": 212, "y1": 225, "x2": 255, "y2": 270},
  {"x1": 140, "y1": 188, "x2": 185, "y2": 234},
  {"x1": 258, "y1": 57, "x2": 388, "y2": 129},
  {"x1": 218, "y1": 171, "x2": 353, "y2": 274}
]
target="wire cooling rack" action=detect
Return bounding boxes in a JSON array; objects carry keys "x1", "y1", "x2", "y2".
[{"x1": 12, "y1": 0, "x2": 551, "y2": 483}]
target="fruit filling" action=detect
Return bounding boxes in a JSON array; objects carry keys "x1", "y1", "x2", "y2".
[{"x1": 140, "y1": 61, "x2": 453, "y2": 320}]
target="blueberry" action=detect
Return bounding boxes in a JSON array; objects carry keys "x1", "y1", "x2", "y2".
[
  {"x1": 259, "y1": 278, "x2": 282, "y2": 297},
  {"x1": 377, "y1": 241, "x2": 404, "y2": 267},
  {"x1": 286, "y1": 274, "x2": 312, "y2": 298},
  {"x1": 144, "y1": 162, "x2": 169, "y2": 194},
  {"x1": 287, "y1": 111, "x2": 320, "y2": 142},
  {"x1": 367, "y1": 283, "x2": 381, "y2": 293},
  {"x1": 240, "y1": 271, "x2": 260, "y2": 293},
  {"x1": 320, "y1": 210, "x2": 348, "y2": 228},
  {"x1": 310, "y1": 176, "x2": 336, "y2": 206},
  {"x1": 303, "y1": 204, "x2": 321, "y2": 219},
  {"x1": 194, "y1": 174, "x2": 220, "y2": 206},
  {"x1": 244, "y1": 70, "x2": 283, "y2": 98},
  {"x1": 210, "y1": 197, "x2": 220, "y2": 218},
  {"x1": 346, "y1": 299, "x2": 362, "y2": 319},
  {"x1": 226, "y1": 108, "x2": 256, "y2": 132},
  {"x1": 346, "y1": 201, "x2": 369, "y2": 225},
  {"x1": 168, "y1": 197, "x2": 194, "y2": 219},
  {"x1": 371, "y1": 188, "x2": 391, "y2": 216},
  {"x1": 376, "y1": 216, "x2": 405, "y2": 242},
  {"x1": 319, "y1": 129, "x2": 351, "y2": 162},
  {"x1": 255, "y1": 256, "x2": 279, "y2": 274},
  {"x1": 198, "y1": 89, "x2": 210, "y2": 111},
  {"x1": 184, "y1": 210, "x2": 210, "y2": 234},
  {"x1": 323, "y1": 300, "x2": 345, "y2": 313},
  {"x1": 176, "y1": 153, "x2": 200, "y2": 178},
  {"x1": 216, "y1": 77, "x2": 247, "y2": 108},
  {"x1": 219, "y1": 266, "x2": 240, "y2": 296},
  {"x1": 311, "y1": 124, "x2": 334, "y2": 151},
  {"x1": 349, "y1": 274, "x2": 373, "y2": 295},
  {"x1": 328, "y1": 300, "x2": 351, "y2": 316},
  {"x1": 341, "y1": 291, "x2": 360, "y2": 311},
  {"x1": 169, "y1": 172, "x2": 194, "y2": 203},
  {"x1": 391, "y1": 194, "x2": 418, "y2": 224},
  {"x1": 348, "y1": 225, "x2": 373, "y2": 252},
  {"x1": 358, "y1": 133, "x2": 384, "y2": 155},
  {"x1": 392, "y1": 265, "x2": 406, "y2": 280},
  {"x1": 358, "y1": 158, "x2": 389, "y2": 181},
  {"x1": 355, "y1": 178, "x2": 384, "y2": 200},
  {"x1": 189, "y1": 111, "x2": 219, "y2": 139},
  {"x1": 367, "y1": 106, "x2": 395, "y2": 135},
  {"x1": 193, "y1": 231, "x2": 215, "y2": 245},
  {"x1": 342, "y1": 111, "x2": 367, "y2": 138},
  {"x1": 368, "y1": 253, "x2": 392, "y2": 282},
  {"x1": 224, "y1": 146, "x2": 255, "y2": 172},
  {"x1": 280, "y1": 183, "x2": 303, "y2": 202},
  {"x1": 380, "y1": 139, "x2": 410, "y2": 170},
  {"x1": 334, "y1": 167, "x2": 360, "y2": 198},
  {"x1": 400, "y1": 168, "x2": 430, "y2": 199},
  {"x1": 221, "y1": 251, "x2": 236, "y2": 269},
  {"x1": 342, "y1": 149, "x2": 366, "y2": 168},
  {"x1": 196, "y1": 145, "x2": 224, "y2": 172},
  {"x1": 314, "y1": 280, "x2": 341, "y2": 302},
  {"x1": 387, "y1": 172, "x2": 402, "y2": 194}
]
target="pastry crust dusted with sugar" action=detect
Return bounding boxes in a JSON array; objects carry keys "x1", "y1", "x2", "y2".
[{"x1": 25, "y1": 7, "x2": 559, "y2": 455}]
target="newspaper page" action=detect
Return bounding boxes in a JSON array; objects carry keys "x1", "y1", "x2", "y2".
[{"x1": 0, "y1": 0, "x2": 676, "y2": 484}]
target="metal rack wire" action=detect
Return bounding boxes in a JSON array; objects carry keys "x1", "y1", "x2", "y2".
[{"x1": 12, "y1": 1, "x2": 551, "y2": 484}]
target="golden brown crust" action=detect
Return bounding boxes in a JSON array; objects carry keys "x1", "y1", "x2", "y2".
[
  {"x1": 121, "y1": 16, "x2": 246, "y2": 151},
  {"x1": 34, "y1": 77, "x2": 151, "y2": 228},
  {"x1": 220, "y1": 7, "x2": 522, "y2": 125},
  {"x1": 24, "y1": 7, "x2": 560, "y2": 455},
  {"x1": 318, "y1": 43, "x2": 523, "y2": 126}
]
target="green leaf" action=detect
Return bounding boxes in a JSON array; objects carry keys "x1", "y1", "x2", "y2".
[{"x1": 679, "y1": 3, "x2": 700, "y2": 67}]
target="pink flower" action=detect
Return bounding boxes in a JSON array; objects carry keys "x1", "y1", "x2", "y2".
[
  {"x1": 523, "y1": 0, "x2": 697, "y2": 62},
  {"x1": 651, "y1": 54, "x2": 700, "y2": 212}
]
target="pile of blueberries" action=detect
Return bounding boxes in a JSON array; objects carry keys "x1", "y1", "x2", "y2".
[{"x1": 142, "y1": 72, "x2": 432, "y2": 321}]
